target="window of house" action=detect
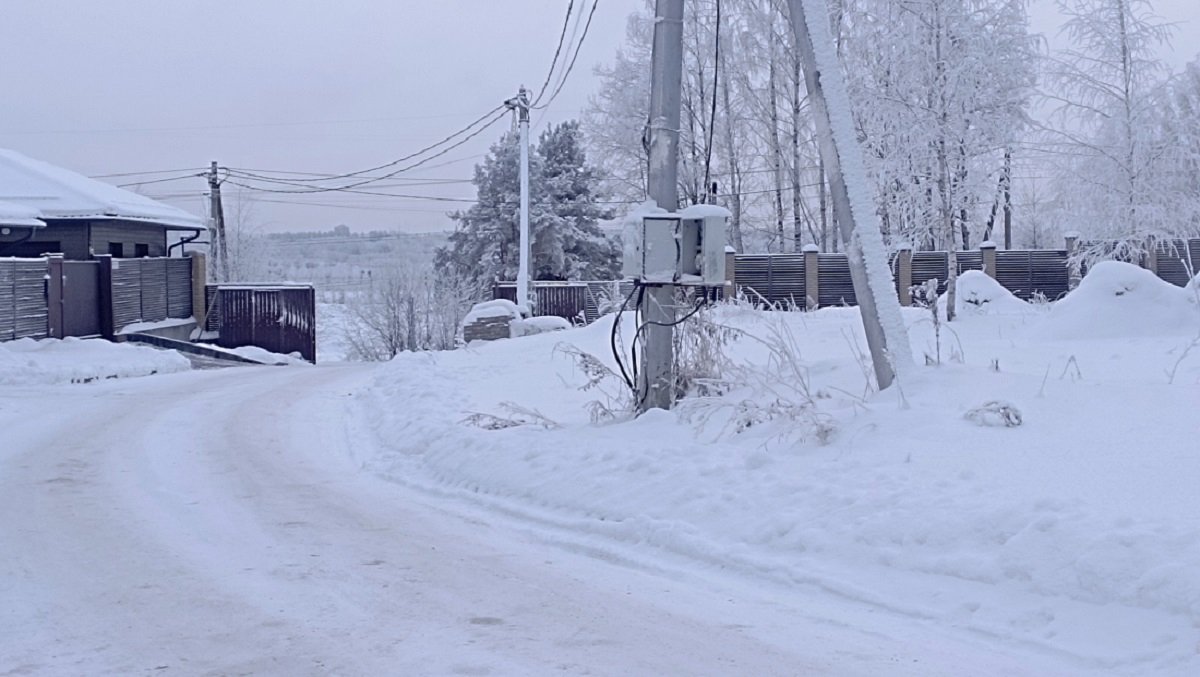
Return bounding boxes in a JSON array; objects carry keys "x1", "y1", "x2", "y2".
[
  {"x1": 135, "y1": 243, "x2": 149, "y2": 258},
  {"x1": 108, "y1": 242, "x2": 124, "y2": 257}
]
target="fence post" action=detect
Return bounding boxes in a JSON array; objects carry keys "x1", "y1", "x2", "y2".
[
  {"x1": 188, "y1": 252, "x2": 207, "y2": 326},
  {"x1": 97, "y1": 255, "x2": 115, "y2": 340},
  {"x1": 981, "y1": 241, "x2": 997, "y2": 279},
  {"x1": 897, "y1": 244, "x2": 913, "y2": 307},
  {"x1": 724, "y1": 245, "x2": 736, "y2": 300},
  {"x1": 803, "y1": 244, "x2": 820, "y2": 310},
  {"x1": 46, "y1": 254, "x2": 64, "y2": 339}
]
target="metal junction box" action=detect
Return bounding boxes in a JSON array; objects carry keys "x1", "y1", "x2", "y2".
[{"x1": 622, "y1": 212, "x2": 727, "y2": 286}]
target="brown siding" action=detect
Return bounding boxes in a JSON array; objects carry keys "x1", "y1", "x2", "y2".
[{"x1": 89, "y1": 220, "x2": 167, "y2": 258}]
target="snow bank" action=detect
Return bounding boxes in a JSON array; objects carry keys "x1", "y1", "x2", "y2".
[
  {"x1": 359, "y1": 298, "x2": 1200, "y2": 668},
  {"x1": 196, "y1": 343, "x2": 308, "y2": 365},
  {"x1": 0, "y1": 337, "x2": 190, "y2": 385},
  {"x1": 510, "y1": 315, "x2": 572, "y2": 337},
  {"x1": 939, "y1": 270, "x2": 1030, "y2": 315},
  {"x1": 1038, "y1": 261, "x2": 1200, "y2": 339}
]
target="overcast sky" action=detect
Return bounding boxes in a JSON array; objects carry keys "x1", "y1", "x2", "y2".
[{"x1": 0, "y1": 0, "x2": 1196, "y2": 234}]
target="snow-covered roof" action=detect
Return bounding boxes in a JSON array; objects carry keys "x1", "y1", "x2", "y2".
[
  {"x1": 0, "y1": 149, "x2": 204, "y2": 230},
  {"x1": 0, "y1": 200, "x2": 45, "y2": 228}
]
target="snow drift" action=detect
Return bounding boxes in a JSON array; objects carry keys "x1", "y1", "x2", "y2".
[
  {"x1": 1038, "y1": 261, "x2": 1200, "y2": 339},
  {"x1": 939, "y1": 270, "x2": 1030, "y2": 315},
  {"x1": 0, "y1": 337, "x2": 190, "y2": 385},
  {"x1": 360, "y1": 297, "x2": 1200, "y2": 669}
]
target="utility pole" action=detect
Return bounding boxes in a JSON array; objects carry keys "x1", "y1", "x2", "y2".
[
  {"x1": 506, "y1": 87, "x2": 533, "y2": 313},
  {"x1": 207, "y1": 161, "x2": 229, "y2": 282},
  {"x1": 785, "y1": 0, "x2": 911, "y2": 388},
  {"x1": 640, "y1": 0, "x2": 685, "y2": 412}
]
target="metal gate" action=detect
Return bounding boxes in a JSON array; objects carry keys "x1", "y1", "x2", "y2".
[
  {"x1": 62, "y1": 261, "x2": 101, "y2": 337},
  {"x1": 214, "y1": 285, "x2": 316, "y2": 362}
]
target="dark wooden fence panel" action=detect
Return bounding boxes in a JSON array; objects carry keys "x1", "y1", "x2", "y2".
[
  {"x1": 166, "y1": 258, "x2": 192, "y2": 318},
  {"x1": 1156, "y1": 240, "x2": 1194, "y2": 287},
  {"x1": 817, "y1": 254, "x2": 856, "y2": 306},
  {"x1": 911, "y1": 252, "x2": 949, "y2": 295},
  {"x1": 111, "y1": 260, "x2": 142, "y2": 330},
  {"x1": 493, "y1": 283, "x2": 590, "y2": 323},
  {"x1": 1, "y1": 259, "x2": 49, "y2": 341},
  {"x1": 956, "y1": 251, "x2": 983, "y2": 275},
  {"x1": 214, "y1": 285, "x2": 316, "y2": 362},
  {"x1": 1029, "y1": 250, "x2": 1070, "y2": 300},
  {"x1": 12, "y1": 260, "x2": 46, "y2": 339},
  {"x1": 734, "y1": 255, "x2": 805, "y2": 306},
  {"x1": 138, "y1": 258, "x2": 169, "y2": 322}
]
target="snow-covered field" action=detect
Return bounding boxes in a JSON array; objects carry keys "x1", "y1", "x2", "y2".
[{"x1": 360, "y1": 263, "x2": 1200, "y2": 674}]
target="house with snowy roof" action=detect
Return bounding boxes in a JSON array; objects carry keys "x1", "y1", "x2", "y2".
[{"x1": 0, "y1": 149, "x2": 204, "y2": 259}]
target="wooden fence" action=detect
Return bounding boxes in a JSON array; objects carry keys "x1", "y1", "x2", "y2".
[
  {"x1": 1, "y1": 254, "x2": 200, "y2": 342},
  {"x1": 492, "y1": 237, "x2": 1197, "y2": 323},
  {"x1": 0, "y1": 258, "x2": 49, "y2": 340}
]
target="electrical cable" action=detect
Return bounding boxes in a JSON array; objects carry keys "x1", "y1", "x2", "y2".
[
  {"x1": 116, "y1": 172, "x2": 206, "y2": 188},
  {"x1": 531, "y1": 0, "x2": 576, "y2": 107},
  {"x1": 703, "y1": 0, "x2": 721, "y2": 201},
  {"x1": 532, "y1": 0, "x2": 600, "y2": 112},
  {"x1": 225, "y1": 106, "x2": 506, "y2": 186},
  {"x1": 610, "y1": 282, "x2": 641, "y2": 390},
  {"x1": 220, "y1": 110, "x2": 509, "y2": 194}
]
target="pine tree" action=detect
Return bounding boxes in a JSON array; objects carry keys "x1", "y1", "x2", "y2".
[{"x1": 435, "y1": 122, "x2": 618, "y2": 297}]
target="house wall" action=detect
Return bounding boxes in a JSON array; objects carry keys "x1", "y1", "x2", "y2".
[
  {"x1": 0, "y1": 222, "x2": 88, "y2": 258},
  {"x1": 0, "y1": 220, "x2": 168, "y2": 259},
  {"x1": 89, "y1": 220, "x2": 168, "y2": 258}
]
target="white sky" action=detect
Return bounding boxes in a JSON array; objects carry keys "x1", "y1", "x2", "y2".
[{"x1": 0, "y1": 0, "x2": 1195, "y2": 234}]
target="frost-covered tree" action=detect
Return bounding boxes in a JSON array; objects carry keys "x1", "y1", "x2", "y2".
[
  {"x1": 585, "y1": 0, "x2": 1037, "y2": 263},
  {"x1": 435, "y1": 122, "x2": 618, "y2": 297},
  {"x1": 1045, "y1": 0, "x2": 1175, "y2": 262}
]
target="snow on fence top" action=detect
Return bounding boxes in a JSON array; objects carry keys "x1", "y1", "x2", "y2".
[{"x1": 0, "y1": 149, "x2": 204, "y2": 230}]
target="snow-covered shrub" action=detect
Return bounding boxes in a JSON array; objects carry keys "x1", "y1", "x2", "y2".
[
  {"x1": 677, "y1": 311, "x2": 835, "y2": 444},
  {"x1": 554, "y1": 342, "x2": 634, "y2": 423},
  {"x1": 964, "y1": 400, "x2": 1023, "y2": 427}
]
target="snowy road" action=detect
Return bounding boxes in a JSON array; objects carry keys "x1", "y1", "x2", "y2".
[{"x1": 1, "y1": 365, "x2": 1098, "y2": 676}]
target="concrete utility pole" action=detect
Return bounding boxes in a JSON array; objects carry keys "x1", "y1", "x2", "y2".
[
  {"x1": 207, "y1": 161, "x2": 229, "y2": 282},
  {"x1": 640, "y1": 0, "x2": 686, "y2": 412},
  {"x1": 785, "y1": 0, "x2": 910, "y2": 389},
  {"x1": 506, "y1": 87, "x2": 533, "y2": 313}
]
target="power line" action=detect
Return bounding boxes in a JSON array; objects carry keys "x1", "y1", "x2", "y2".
[
  {"x1": 222, "y1": 110, "x2": 509, "y2": 193},
  {"x1": 117, "y1": 172, "x2": 206, "y2": 188},
  {"x1": 227, "y1": 105, "x2": 505, "y2": 185},
  {"x1": 2, "y1": 112, "x2": 496, "y2": 136},
  {"x1": 531, "y1": 0, "x2": 577, "y2": 108},
  {"x1": 91, "y1": 167, "x2": 208, "y2": 179},
  {"x1": 533, "y1": 0, "x2": 601, "y2": 112}
]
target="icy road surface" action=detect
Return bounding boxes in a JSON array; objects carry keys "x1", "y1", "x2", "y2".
[{"x1": 2, "y1": 365, "x2": 1093, "y2": 675}]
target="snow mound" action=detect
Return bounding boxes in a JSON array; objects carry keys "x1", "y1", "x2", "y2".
[
  {"x1": 0, "y1": 337, "x2": 190, "y2": 385},
  {"x1": 197, "y1": 343, "x2": 309, "y2": 365},
  {"x1": 1038, "y1": 261, "x2": 1199, "y2": 339},
  {"x1": 511, "y1": 315, "x2": 572, "y2": 337},
  {"x1": 939, "y1": 270, "x2": 1030, "y2": 315}
]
